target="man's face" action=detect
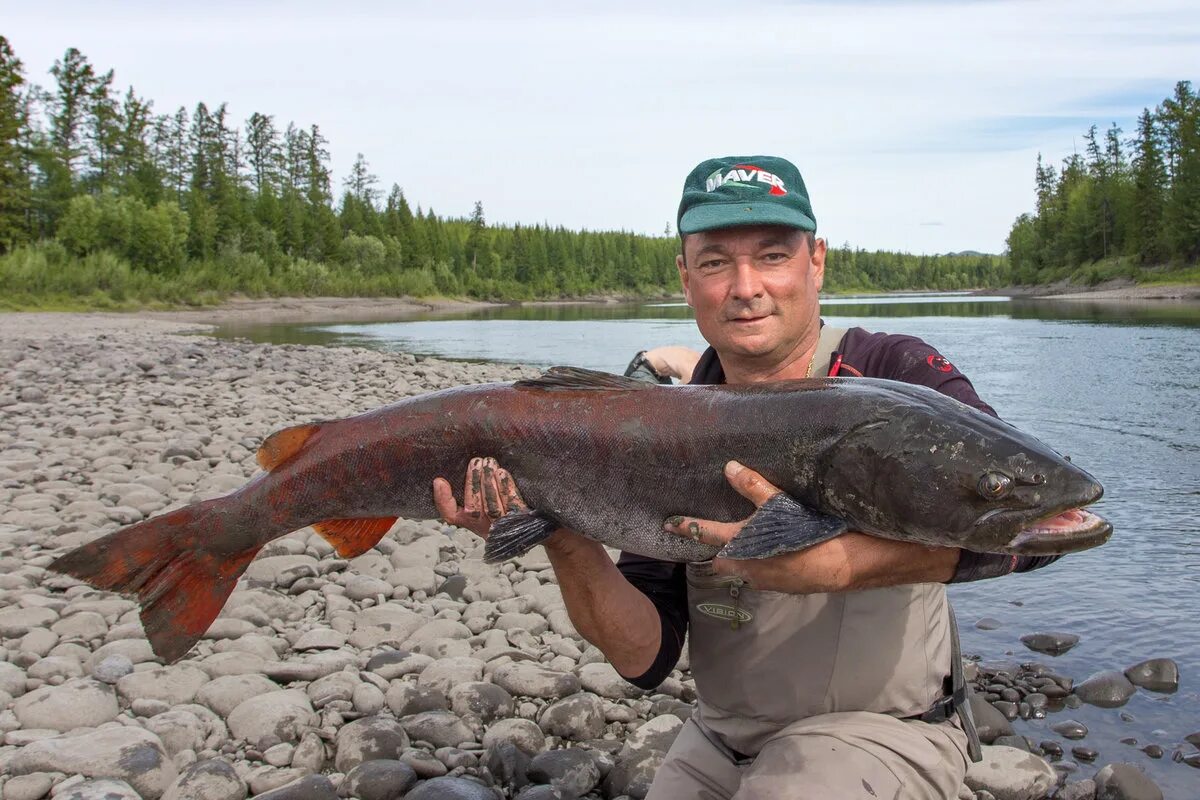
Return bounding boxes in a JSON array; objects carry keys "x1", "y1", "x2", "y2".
[{"x1": 676, "y1": 225, "x2": 826, "y2": 366}]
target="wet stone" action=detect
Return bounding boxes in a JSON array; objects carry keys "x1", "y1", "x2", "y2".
[
  {"x1": 1074, "y1": 670, "x2": 1137, "y2": 708},
  {"x1": 1123, "y1": 658, "x2": 1179, "y2": 694},
  {"x1": 1052, "y1": 720, "x2": 1089, "y2": 740},
  {"x1": 1019, "y1": 632, "x2": 1080, "y2": 656},
  {"x1": 1071, "y1": 745, "x2": 1099, "y2": 762}
]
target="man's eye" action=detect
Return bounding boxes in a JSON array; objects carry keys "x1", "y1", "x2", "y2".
[
  {"x1": 761, "y1": 252, "x2": 788, "y2": 263},
  {"x1": 699, "y1": 260, "x2": 725, "y2": 271}
]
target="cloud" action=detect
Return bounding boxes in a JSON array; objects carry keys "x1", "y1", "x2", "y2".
[{"x1": 4, "y1": 0, "x2": 1196, "y2": 253}]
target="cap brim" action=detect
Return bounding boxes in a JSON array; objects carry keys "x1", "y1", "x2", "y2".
[{"x1": 679, "y1": 202, "x2": 816, "y2": 235}]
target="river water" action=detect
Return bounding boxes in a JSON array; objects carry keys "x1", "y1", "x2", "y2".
[{"x1": 213, "y1": 294, "x2": 1200, "y2": 796}]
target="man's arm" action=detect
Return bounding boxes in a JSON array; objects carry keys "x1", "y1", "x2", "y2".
[
  {"x1": 433, "y1": 457, "x2": 663, "y2": 678},
  {"x1": 663, "y1": 461, "x2": 959, "y2": 594}
]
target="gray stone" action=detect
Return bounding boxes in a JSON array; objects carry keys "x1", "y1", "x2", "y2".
[
  {"x1": 400, "y1": 710, "x2": 476, "y2": 748},
  {"x1": 0, "y1": 660, "x2": 28, "y2": 696},
  {"x1": 968, "y1": 691, "x2": 1014, "y2": 744},
  {"x1": 403, "y1": 777, "x2": 500, "y2": 800},
  {"x1": 143, "y1": 709, "x2": 207, "y2": 757},
  {"x1": 963, "y1": 745, "x2": 1056, "y2": 800},
  {"x1": 577, "y1": 662, "x2": 642, "y2": 700},
  {"x1": 226, "y1": 689, "x2": 316, "y2": 747},
  {"x1": 1093, "y1": 763, "x2": 1163, "y2": 800},
  {"x1": 335, "y1": 714, "x2": 411, "y2": 772},
  {"x1": 528, "y1": 748, "x2": 602, "y2": 796},
  {"x1": 482, "y1": 741, "x2": 531, "y2": 791},
  {"x1": 449, "y1": 681, "x2": 515, "y2": 722},
  {"x1": 492, "y1": 662, "x2": 581, "y2": 699},
  {"x1": 250, "y1": 774, "x2": 337, "y2": 800},
  {"x1": 117, "y1": 664, "x2": 209, "y2": 705},
  {"x1": 1075, "y1": 670, "x2": 1137, "y2": 708},
  {"x1": 386, "y1": 683, "x2": 449, "y2": 717},
  {"x1": 418, "y1": 656, "x2": 484, "y2": 695},
  {"x1": 92, "y1": 654, "x2": 135, "y2": 684},
  {"x1": 1019, "y1": 632, "x2": 1079, "y2": 656},
  {"x1": 538, "y1": 692, "x2": 606, "y2": 741},
  {"x1": 1051, "y1": 719, "x2": 1089, "y2": 740},
  {"x1": 57, "y1": 779, "x2": 142, "y2": 799},
  {"x1": 162, "y1": 758, "x2": 248, "y2": 800},
  {"x1": 13, "y1": 678, "x2": 119, "y2": 730},
  {"x1": 2, "y1": 773, "x2": 55, "y2": 800},
  {"x1": 337, "y1": 759, "x2": 418, "y2": 799},
  {"x1": 1123, "y1": 658, "x2": 1179, "y2": 693},
  {"x1": 1056, "y1": 779, "x2": 1097, "y2": 800},
  {"x1": 9, "y1": 725, "x2": 177, "y2": 799},
  {"x1": 483, "y1": 718, "x2": 547, "y2": 757},
  {"x1": 195, "y1": 673, "x2": 280, "y2": 717}
]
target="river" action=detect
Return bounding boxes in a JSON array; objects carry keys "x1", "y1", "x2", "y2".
[{"x1": 212, "y1": 293, "x2": 1200, "y2": 796}]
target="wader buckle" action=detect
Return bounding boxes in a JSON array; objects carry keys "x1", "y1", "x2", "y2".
[{"x1": 915, "y1": 684, "x2": 968, "y2": 724}]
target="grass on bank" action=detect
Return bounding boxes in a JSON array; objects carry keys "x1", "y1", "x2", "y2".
[{"x1": 2, "y1": 243, "x2": 1198, "y2": 313}]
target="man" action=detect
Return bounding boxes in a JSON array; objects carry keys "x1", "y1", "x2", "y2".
[{"x1": 434, "y1": 156, "x2": 1060, "y2": 799}]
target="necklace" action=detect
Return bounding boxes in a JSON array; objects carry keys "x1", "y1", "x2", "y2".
[{"x1": 804, "y1": 344, "x2": 819, "y2": 379}]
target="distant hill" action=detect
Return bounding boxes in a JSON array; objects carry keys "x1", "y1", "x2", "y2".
[{"x1": 943, "y1": 250, "x2": 994, "y2": 257}]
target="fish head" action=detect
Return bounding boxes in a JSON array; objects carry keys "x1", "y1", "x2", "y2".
[{"x1": 817, "y1": 402, "x2": 1111, "y2": 556}]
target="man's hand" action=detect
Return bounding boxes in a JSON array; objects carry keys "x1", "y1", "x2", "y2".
[
  {"x1": 432, "y1": 456, "x2": 525, "y2": 539},
  {"x1": 663, "y1": 461, "x2": 961, "y2": 593}
]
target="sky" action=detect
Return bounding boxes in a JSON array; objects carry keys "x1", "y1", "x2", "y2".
[{"x1": 3, "y1": 0, "x2": 1198, "y2": 254}]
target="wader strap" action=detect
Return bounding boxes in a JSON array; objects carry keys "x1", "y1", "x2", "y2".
[
  {"x1": 814, "y1": 326, "x2": 848, "y2": 377},
  {"x1": 902, "y1": 606, "x2": 981, "y2": 761},
  {"x1": 947, "y1": 606, "x2": 983, "y2": 761}
]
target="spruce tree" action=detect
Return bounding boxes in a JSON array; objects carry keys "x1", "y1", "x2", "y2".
[{"x1": 0, "y1": 36, "x2": 30, "y2": 250}]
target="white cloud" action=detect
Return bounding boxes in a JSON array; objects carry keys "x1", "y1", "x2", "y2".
[{"x1": 4, "y1": 0, "x2": 1196, "y2": 253}]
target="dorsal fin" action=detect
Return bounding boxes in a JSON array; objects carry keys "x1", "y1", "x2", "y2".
[
  {"x1": 515, "y1": 366, "x2": 655, "y2": 391},
  {"x1": 256, "y1": 423, "x2": 321, "y2": 471},
  {"x1": 312, "y1": 518, "x2": 397, "y2": 558}
]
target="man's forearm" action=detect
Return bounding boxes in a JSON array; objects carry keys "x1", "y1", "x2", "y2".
[
  {"x1": 543, "y1": 530, "x2": 662, "y2": 678},
  {"x1": 830, "y1": 533, "x2": 960, "y2": 592}
]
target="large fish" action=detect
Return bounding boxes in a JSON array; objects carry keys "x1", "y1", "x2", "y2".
[{"x1": 51, "y1": 367, "x2": 1111, "y2": 663}]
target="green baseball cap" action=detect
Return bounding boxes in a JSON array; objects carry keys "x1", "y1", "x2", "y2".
[{"x1": 677, "y1": 155, "x2": 817, "y2": 235}]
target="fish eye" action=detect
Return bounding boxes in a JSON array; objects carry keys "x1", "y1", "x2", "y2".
[{"x1": 978, "y1": 472, "x2": 1013, "y2": 500}]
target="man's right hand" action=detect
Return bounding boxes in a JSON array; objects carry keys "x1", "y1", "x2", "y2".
[{"x1": 432, "y1": 456, "x2": 525, "y2": 539}]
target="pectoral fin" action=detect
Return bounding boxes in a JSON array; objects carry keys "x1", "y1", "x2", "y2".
[
  {"x1": 718, "y1": 494, "x2": 847, "y2": 560},
  {"x1": 483, "y1": 510, "x2": 559, "y2": 564}
]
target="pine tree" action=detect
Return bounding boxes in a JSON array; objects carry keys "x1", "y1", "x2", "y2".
[
  {"x1": 245, "y1": 112, "x2": 282, "y2": 194},
  {"x1": 1130, "y1": 109, "x2": 1167, "y2": 264},
  {"x1": 87, "y1": 69, "x2": 121, "y2": 192},
  {"x1": 0, "y1": 36, "x2": 30, "y2": 250}
]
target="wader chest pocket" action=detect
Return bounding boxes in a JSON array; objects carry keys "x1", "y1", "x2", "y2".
[{"x1": 687, "y1": 565, "x2": 751, "y2": 630}]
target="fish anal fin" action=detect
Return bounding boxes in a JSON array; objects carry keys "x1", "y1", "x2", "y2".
[
  {"x1": 256, "y1": 423, "x2": 322, "y2": 471},
  {"x1": 483, "y1": 510, "x2": 558, "y2": 563},
  {"x1": 515, "y1": 366, "x2": 654, "y2": 392},
  {"x1": 718, "y1": 494, "x2": 847, "y2": 560},
  {"x1": 312, "y1": 517, "x2": 397, "y2": 558}
]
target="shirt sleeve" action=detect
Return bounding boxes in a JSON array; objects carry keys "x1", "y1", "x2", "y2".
[
  {"x1": 614, "y1": 552, "x2": 689, "y2": 689},
  {"x1": 839, "y1": 330, "x2": 1061, "y2": 583}
]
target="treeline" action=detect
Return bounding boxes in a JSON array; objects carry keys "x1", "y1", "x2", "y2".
[
  {"x1": 0, "y1": 39, "x2": 1006, "y2": 307},
  {"x1": 1007, "y1": 81, "x2": 1200, "y2": 284}
]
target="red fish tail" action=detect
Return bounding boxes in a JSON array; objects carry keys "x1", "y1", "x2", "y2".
[{"x1": 50, "y1": 501, "x2": 262, "y2": 664}]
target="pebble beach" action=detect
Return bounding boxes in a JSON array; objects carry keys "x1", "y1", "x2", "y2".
[{"x1": 0, "y1": 312, "x2": 1191, "y2": 800}]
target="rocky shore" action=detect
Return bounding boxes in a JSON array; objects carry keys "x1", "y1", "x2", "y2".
[{"x1": 0, "y1": 313, "x2": 1192, "y2": 800}]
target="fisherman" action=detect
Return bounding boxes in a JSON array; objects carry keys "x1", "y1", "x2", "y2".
[{"x1": 433, "y1": 155, "x2": 1065, "y2": 799}]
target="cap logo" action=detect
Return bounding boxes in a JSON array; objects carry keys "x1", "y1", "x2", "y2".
[{"x1": 705, "y1": 163, "x2": 787, "y2": 196}]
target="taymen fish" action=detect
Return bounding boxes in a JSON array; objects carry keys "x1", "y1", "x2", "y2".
[{"x1": 50, "y1": 367, "x2": 1111, "y2": 663}]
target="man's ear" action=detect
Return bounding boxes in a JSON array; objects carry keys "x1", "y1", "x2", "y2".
[
  {"x1": 676, "y1": 253, "x2": 692, "y2": 307},
  {"x1": 809, "y1": 237, "x2": 827, "y2": 293}
]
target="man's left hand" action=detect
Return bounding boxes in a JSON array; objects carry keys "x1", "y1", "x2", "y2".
[{"x1": 663, "y1": 461, "x2": 960, "y2": 593}]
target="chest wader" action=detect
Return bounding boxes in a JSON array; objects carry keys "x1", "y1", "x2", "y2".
[{"x1": 686, "y1": 325, "x2": 983, "y2": 764}]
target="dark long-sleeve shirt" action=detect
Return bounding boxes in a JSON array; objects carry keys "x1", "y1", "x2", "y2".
[{"x1": 616, "y1": 326, "x2": 1061, "y2": 688}]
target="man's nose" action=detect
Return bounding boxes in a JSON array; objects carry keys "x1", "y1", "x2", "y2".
[{"x1": 730, "y1": 259, "x2": 764, "y2": 299}]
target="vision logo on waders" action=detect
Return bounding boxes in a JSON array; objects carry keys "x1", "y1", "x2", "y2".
[{"x1": 696, "y1": 602, "x2": 752, "y2": 626}]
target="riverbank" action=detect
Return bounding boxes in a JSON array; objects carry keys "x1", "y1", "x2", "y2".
[
  {"x1": 987, "y1": 280, "x2": 1200, "y2": 301},
  {"x1": 0, "y1": 313, "x2": 1192, "y2": 799}
]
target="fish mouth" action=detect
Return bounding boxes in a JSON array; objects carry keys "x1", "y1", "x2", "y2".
[{"x1": 1002, "y1": 507, "x2": 1113, "y2": 555}]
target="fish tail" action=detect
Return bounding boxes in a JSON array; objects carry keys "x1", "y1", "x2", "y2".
[{"x1": 49, "y1": 499, "x2": 262, "y2": 664}]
